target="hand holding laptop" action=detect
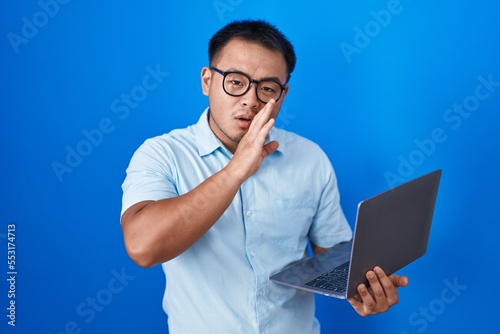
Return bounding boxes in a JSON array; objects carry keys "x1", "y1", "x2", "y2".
[
  {"x1": 348, "y1": 266, "x2": 408, "y2": 316},
  {"x1": 270, "y1": 170, "x2": 442, "y2": 316}
]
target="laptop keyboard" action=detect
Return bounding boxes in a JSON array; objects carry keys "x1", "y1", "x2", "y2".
[{"x1": 304, "y1": 261, "x2": 350, "y2": 293}]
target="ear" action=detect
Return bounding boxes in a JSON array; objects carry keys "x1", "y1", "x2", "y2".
[
  {"x1": 279, "y1": 84, "x2": 290, "y2": 103},
  {"x1": 281, "y1": 84, "x2": 290, "y2": 101},
  {"x1": 273, "y1": 84, "x2": 290, "y2": 119},
  {"x1": 201, "y1": 67, "x2": 212, "y2": 96}
]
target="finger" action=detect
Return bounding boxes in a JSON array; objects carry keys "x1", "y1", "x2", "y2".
[
  {"x1": 248, "y1": 116, "x2": 276, "y2": 150},
  {"x1": 245, "y1": 103, "x2": 276, "y2": 147},
  {"x1": 374, "y1": 267, "x2": 400, "y2": 306},
  {"x1": 248, "y1": 99, "x2": 276, "y2": 133},
  {"x1": 261, "y1": 98, "x2": 276, "y2": 117},
  {"x1": 347, "y1": 295, "x2": 364, "y2": 315},
  {"x1": 366, "y1": 269, "x2": 389, "y2": 304},
  {"x1": 356, "y1": 282, "x2": 377, "y2": 311},
  {"x1": 390, "y1": 274, "x2": 409, "y2": 288},
  {"x1": 262, "y1": 140, "x2": 279, "y2": 158},
  {"x1": 373, "y1": 267, "x2": 395, "y2": 294}
]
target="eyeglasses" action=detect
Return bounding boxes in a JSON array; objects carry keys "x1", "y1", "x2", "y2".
[{"x1": 211, "y1": 67, "x2": 286, "y2": 103}]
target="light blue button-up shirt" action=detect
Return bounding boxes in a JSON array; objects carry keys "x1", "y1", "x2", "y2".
[{"x1": 121, "y1": 109, "x2": 353, "y2": 334}]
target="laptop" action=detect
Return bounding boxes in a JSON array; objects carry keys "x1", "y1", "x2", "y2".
[{"x1": 270, "y1": 169, "x2": 442, "y2": 299}]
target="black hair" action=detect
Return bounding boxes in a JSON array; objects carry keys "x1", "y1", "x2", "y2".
[{"x1": 208, "y1": 19, "x2": 296, "y2": 82}]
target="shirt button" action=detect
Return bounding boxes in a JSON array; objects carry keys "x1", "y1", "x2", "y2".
[
  {"x1": 249, "y1": 251, "x2": 256, "y2": 257},
  {"x1": 245, "y1": 210, "x2": 252, "y2": 217},
  {"x1": 258, "y1": 290, "x2": 265, "y2": 296}
]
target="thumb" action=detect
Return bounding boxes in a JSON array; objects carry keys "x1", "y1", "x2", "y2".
[
  {"x1": 262, "y1": 141, "x2": 279, "y2": 158},
  {"x1": 390, "y1": 274, "x2": 409, "y2": 288}
]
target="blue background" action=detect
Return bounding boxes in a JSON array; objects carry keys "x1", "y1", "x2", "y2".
[{"x1": 1, "y1": 1, "x2": 499, "y2": 333}]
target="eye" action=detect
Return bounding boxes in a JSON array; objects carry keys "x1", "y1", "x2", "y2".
[
  {"x1": 259, "y1": 81, "x2": 281, "y2": 95},
  {"x1": 261, "y1": 86, "x2": 277, "y2": 93},
  {"x1": 229, "y1": 80, "x2": 244, "y2": 86},
  {"x1": 225, "y1": 73, "x2": 248, "y2": 87}
]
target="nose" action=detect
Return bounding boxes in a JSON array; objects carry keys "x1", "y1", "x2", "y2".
[{"x1": 240, "y1": 83, "x2": 262, "y2": 109}]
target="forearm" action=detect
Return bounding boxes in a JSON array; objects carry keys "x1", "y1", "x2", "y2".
[
  {"x1": 122, "y1": 166, "x2": 242, "y2": 267},
  {"x1": 122, "y1": 100, "x2": 279, "y2": 267}
]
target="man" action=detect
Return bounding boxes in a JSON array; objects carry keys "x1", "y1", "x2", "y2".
[{"x1": 121, "y1": 19, "x2": 408, "y2": 333}]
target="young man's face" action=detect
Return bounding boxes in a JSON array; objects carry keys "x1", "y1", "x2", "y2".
[{"x1": 201, "y1": 37, "x2": 289, "y2": 153}]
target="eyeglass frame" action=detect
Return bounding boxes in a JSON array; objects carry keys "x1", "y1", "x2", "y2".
[{"x1": 210, "y1": 67, "x2": 287, "y2": 103}]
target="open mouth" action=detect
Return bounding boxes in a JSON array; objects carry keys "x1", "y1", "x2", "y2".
[{"x1": 236, "y1": 116, "x2": 254, "y2": 128}]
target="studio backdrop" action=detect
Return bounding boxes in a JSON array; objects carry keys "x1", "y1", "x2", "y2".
[{"x1": 1, "y1": 1, "x2": 499, "y2": 333}]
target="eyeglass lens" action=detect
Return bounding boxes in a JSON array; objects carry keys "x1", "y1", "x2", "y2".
[{"x1": 223, "y1": 72, "x2": 282, "y2": 103}]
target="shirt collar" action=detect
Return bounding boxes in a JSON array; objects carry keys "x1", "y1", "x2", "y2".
[{"x1": 192, "y1": 108, "x2": 285, "y2": 157}]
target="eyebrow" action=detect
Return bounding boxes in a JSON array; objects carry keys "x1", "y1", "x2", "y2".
[{"x1": 225, "y1": 67, "x2": 285, "y2": 84}]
